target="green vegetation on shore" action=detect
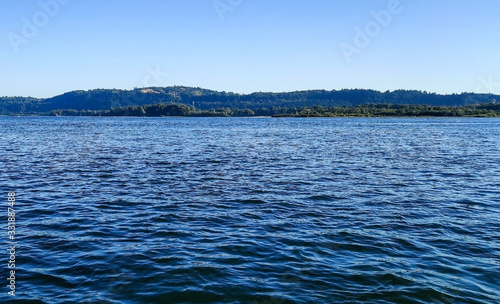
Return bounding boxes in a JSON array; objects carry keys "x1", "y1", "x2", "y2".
[
  {"x1": 1, "y1": 86, "x2": 499, "y2": 115},
  {"x1": 49, "y1": 102, "x2": 500, "y2": 118}
]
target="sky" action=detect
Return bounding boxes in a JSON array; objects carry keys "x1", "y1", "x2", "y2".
[{"x1": 1, "y1": 0, "x2": 500, "y2": 98}]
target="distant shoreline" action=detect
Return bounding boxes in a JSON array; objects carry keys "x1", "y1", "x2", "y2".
[
  {"x1": 3, "y1": 115, "x2": 500, "y2": 119},
  {"x1": 40, "y1": 102, "x2": 500, "y2": 118},
  {"x1": 2, "y1": 87, "x2": 499, "y2": 117}
]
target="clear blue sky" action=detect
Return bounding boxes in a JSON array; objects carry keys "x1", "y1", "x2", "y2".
[{"x1": 1, "y1": 0, "x2": 499, "y2": 98}]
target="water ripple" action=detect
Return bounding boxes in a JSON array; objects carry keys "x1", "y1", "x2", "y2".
[{"x1": 0, "y1": 117, "x2": 499, "y2": 303}]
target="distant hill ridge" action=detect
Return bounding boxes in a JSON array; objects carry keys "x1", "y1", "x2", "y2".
[{"x1": 1, "y1": 86, "x2": 498, "y2": 114}]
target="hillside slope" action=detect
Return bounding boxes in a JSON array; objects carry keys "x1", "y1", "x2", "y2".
[{"x1": 1, "y1": 86, "x2": 498, "y2": 114}]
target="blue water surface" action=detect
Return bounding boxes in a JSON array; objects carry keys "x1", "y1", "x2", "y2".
[{"x1": 0, "y1": 117, "x2": 499, "y2": 303}]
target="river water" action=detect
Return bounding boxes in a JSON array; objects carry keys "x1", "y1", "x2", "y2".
[{"x1": 0, "y1": 117, "x2": 499, "y2": 303}]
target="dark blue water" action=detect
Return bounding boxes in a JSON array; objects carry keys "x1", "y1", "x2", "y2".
[{"x1": 1, "y1": 117, "x2": 499, "y2": 304}]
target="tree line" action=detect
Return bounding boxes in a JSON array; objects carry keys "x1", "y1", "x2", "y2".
[
  {"x1": 1, "y1": 86, "x2": 499, "y2": 115},
  {"x1": 49, "y1": 102, "x2": 500, "y2": 117}
]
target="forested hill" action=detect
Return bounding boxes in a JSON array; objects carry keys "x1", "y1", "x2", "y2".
[{"x1": 1, "y1": 86, "x2": 498, "y2": 114}]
